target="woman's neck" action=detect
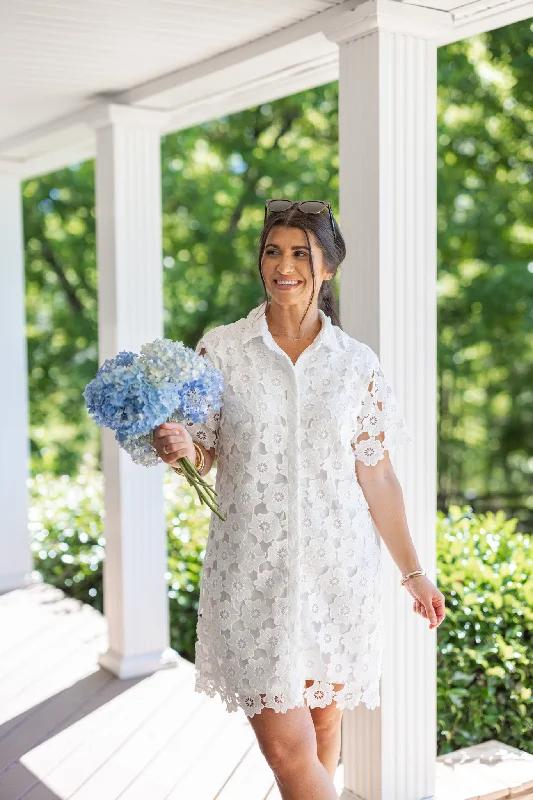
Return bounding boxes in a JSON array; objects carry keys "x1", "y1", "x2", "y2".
[{"x1": 265, "y1": 302, "x2": 322, "y2": 341}]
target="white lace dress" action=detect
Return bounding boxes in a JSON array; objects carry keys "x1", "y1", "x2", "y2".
[{"x1": 185, "y1": 300, "x2": 412, "y2": 718}]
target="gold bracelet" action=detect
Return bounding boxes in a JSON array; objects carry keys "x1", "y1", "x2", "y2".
[
  {"x1": 172, "y1": 441, "x2": 205, "y2": 477},
  {"x1": 400, "y1": 569, "x2": 426, "y2": 586}
]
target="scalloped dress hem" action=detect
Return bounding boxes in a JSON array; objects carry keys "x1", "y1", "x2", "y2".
[{"x1": 194, "y1": 673, "x2": 380, "y2": 718}]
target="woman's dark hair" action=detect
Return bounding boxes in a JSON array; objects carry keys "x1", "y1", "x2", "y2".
[{"x1": 257, "y1": 204, "x2": 346, "y2": 331}]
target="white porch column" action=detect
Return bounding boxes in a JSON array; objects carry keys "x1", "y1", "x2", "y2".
[
  {"x1": 89, "y1": 105, "x2": 178, "y2": 679},
  {"x1": 324, "y1": 3, "x2": 452, "y2": 799},
  {"x1": 0, "y1": 164, "x2": 32, "y2": 595}
]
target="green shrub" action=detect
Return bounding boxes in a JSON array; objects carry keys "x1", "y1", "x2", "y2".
[
  {"x1": 29, "y1": 456, "x2": 211, "y2": 661},
  {"x1": 29, "y1": 472, "x2": 533, "y2": 751},
  {"x1": 29, "y1": 462, "x2": 105, "y2": 610},
  {"x1": 436, "y1": 505, "x2": 533, "y2": 754}
]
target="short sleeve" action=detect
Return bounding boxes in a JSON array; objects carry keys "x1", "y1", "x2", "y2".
[
  {"x1": 351, "y1": 353, "x2": 413, "y2": 466},
  {"x1": 183, "y1": 336, "x2": 221, "y2": 456}
]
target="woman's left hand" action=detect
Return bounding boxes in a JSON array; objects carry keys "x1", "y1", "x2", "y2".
[{"x1": 403, "y1": 575, "x2": 446, "y2": 629}]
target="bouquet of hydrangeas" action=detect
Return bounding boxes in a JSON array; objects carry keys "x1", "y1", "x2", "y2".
[{"x1": 83, "y1": 338, "x2": 226, "y2": 520}]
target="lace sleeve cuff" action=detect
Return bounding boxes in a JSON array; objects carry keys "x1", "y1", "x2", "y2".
[{"x1": 351, "y1": 355, "x2": 413, "y2": 466}]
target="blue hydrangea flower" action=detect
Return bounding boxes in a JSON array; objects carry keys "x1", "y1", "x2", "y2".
[{"x1": 83, "y1": 339, "x2": 225, "y2": 467}]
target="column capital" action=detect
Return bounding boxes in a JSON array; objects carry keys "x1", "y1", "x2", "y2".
[
  {"x1": 323, "y1": 0, "x2": 453, "y2": 43},
  {"x1": 85, "y1": 102, "x2": 171, "y2": 132}
]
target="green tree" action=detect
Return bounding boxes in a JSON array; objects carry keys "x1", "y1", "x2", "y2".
[{"x1": 436, "y1": 21, "x2": 533, "y2": 521}]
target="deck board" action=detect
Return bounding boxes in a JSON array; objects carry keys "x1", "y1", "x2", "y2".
[
  {"x1": 0, "y1": 583, "x2": 278, "y2": 800},
  {"x1": 9, "y1": 582, "x2": 530, "y2": 799}
]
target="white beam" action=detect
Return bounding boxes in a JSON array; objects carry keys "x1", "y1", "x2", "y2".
[
  {"x1": 0, "y1": 166, "x2": 32, "y2": 594},
  {"x1": 324, "y1": 1, "x2": 445, "y2": 797},
  {"x1": 442, "y1": 0, "x2": 533, "y2": 44},
  {"x1": 91, "y1": 105, "x2": 179, "y2": 679}
]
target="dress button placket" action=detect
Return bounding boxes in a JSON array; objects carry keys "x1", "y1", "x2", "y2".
[
  {"x1": 266, "y1": 332, "x2": 322, "y2": 698},
  {"x1": 268, "y1": 343, "x2": 304, "y2": 698},
  {"x1": 292, "y1": 367, "x2": 304, "y2": 692}
]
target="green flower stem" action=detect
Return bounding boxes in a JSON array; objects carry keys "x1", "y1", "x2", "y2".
[
  {"x1": 176, "y1": 456, "x2": 226, "y2": 521},
  {"x1": 178, "y1": 457, "x2": 219, "y2": 505}
]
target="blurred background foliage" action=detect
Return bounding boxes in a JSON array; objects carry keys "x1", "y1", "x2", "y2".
[{"x1": 22, "y1": 18, "x2": 533, "y2": 753}]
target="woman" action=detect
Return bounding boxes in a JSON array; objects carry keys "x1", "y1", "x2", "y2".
[{"x1": 152, "y1": 199, "x2": 446, "y2": 800}]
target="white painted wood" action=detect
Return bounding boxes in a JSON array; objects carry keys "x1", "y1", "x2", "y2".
[
  {"x1": 110, "y1": 699, "x2": 232, "y2": 800},
  {"x1": 90, "y1": 105, "x2": 178, "y2": 680},
  {"x1": 0, "y1": 584, "x2": 284, "y2": 800},
  {"x1": 2, "y1": 0, "x2": 533, "y2": 178},
  {"x1": 216, "y1": 740, "x2": 278, "y2": 800},
  {"x1": 324, "y1": 2, "x2": 443, "y2": 798},
  {"x1": 439, "y1": 0, "x2": 533, "y2": 43},
  {"x1": 0, "y1": 0, "x2": 350, "y2": 145},
  {"x1": 0, "y1": 168, "x2": 32, "y2": 596}
]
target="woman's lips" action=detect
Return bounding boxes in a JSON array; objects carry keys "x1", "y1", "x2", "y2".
[{"x1": 273, "y1": 280, "x2": 303, "y2": 291}]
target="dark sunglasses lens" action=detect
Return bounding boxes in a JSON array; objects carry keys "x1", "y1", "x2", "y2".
[
  {"x1": 298, "y1": 201, "x2": 326, "y2": 213},
  {"x1": 268, "y1": 200, "x2": 293, "y2": 213}
]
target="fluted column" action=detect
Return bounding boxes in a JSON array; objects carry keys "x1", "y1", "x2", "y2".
[
  {"x1": 324, "y1": 3, "x2": 452, "y2": 798},
  {"x1": 90, "y1": 105, "x2": 178, "y2": 678},
  {"x1": 0, "y1": 164, "x2": 32, "y2": 595}
]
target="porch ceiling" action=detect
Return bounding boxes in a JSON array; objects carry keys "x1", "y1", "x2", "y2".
[{"x1": 1, "y1": 0, "x2": 532, "y2": 178}]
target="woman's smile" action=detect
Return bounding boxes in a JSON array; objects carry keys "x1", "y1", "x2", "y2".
[{"x1": 273, "y1": 278, "x2": 303, "y2": 291}]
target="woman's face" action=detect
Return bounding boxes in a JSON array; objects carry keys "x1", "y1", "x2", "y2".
[{"x1": 261, "y1": 225, "x2": 333, "y2": 305}]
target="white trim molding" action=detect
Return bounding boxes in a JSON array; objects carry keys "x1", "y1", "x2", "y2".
[{"x1": 324, "y1": 0, "x2": 454, "y2": 42}]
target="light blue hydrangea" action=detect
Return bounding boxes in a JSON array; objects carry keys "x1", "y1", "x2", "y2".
[{"x1": 83, "y1": 339, "x2": 225, "y2": 467}]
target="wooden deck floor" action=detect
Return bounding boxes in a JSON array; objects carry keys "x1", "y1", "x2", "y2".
[
  {"x1": 3, "y1": 582, "x2": 533, "y2": 800},
  {"x1": 0, "y1": 582, "x2": 345, "y2": 800}
]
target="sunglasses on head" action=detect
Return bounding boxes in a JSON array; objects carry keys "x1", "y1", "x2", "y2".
[{"x1": 264, "y1": 198, "x2": 338, "y2": 243}]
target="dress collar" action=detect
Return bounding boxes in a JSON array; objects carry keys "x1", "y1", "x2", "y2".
[{"x1": 241, "y1": 300, "x2": 340, "y2": 351}]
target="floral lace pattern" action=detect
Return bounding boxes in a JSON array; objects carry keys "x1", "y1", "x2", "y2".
[{"x1": 185, "y1": 301, "x2": 412, "y2": 718}]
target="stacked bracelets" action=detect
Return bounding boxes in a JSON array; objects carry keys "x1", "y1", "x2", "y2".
[
  {"x1": 171, "y1": 440, "x2": 205, "y2": 476},
  {"x1": 400, "y1": 568, "x2": 426, "y2": 586}
]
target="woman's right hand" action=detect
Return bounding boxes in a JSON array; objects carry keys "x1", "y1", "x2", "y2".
[{"x1": 152, "y1": 422, "x2": 196, "y2": 466}]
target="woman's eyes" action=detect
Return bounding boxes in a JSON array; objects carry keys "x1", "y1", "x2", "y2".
[{"x1": 265, "y1": 249, "x2": 307, "y2": 257}]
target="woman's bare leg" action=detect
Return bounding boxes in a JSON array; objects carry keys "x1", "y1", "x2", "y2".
[
  {"x1": 248, "y1": 699, "x2": 338, "y2": 800},
  {"x1": 306, "y1": 680, "x2": 344, "y2": 780}
]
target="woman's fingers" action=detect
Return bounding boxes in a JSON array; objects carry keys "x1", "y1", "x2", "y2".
[
  {"x1": 425, "y1": 602, "x2": 438, "y2": 626},
  {"x1": 413, "y1": 600, "x2": 427, "y2": 618},
  {"x1": 160, "y1": 435, "x2": 184, "y2": 453},
  {"x1": 412, "y1": 586, "x2": 446, "y2": 629},
  {"x1": 152, "y1": 425, "x2": 190, "y2": 463}
]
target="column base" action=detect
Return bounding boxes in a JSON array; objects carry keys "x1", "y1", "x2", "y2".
[{"x1": 98, "y1": 646, "x2": 181, "y2": 679}]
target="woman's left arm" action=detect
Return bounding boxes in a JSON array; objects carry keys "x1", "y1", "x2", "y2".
[{"x1": 356, "y1": 451, "x2": 446, "y2": 630}]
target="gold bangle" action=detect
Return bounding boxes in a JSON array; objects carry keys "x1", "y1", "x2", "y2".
[
  {"x1": 172, "y1": 441, "x2": 205, "y2": 476},
  {"x1": 400, "y1": 569, "x2": 426, "y2": 586},
  {"x1": 193, "y1": 441, "x2": 206, "y2": 473}
]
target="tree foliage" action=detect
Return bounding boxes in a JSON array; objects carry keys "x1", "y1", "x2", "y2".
[{"x1": 436, "y1": 22, "x2": 533, "y2": 516}]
